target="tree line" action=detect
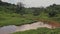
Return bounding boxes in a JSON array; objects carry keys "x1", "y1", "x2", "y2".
[{"x1": 0, "y1": 0, "x2": 60, "y2": 17}]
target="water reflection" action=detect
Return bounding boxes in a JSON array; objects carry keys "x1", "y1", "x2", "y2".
[{"x1": 0, "y1": 25, "x2": 17, "y2": 34}]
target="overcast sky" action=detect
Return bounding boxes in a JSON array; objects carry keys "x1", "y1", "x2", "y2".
[{"x1": 2, "y1": 0, "x2": 60, "y2": 7}]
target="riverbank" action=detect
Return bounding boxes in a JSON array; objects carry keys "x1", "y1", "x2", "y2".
[{"x1": 0, "y1": 22, "x2": 53, "y2": 34}]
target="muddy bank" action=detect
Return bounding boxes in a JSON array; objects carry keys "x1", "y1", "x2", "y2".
[{"x1": 0, "y1": 22, "x2": 52, "y2": 34}]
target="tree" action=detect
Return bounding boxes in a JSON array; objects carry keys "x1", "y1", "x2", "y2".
[
  {"x1": 0, "y1": 0, "x2": 1, "y2": 2},
  {"x1": 48, "y1": 10, "x2": 57, "y2": 17},
  {"x1": 32, "y1": 8, "x2": 41, "y2": 16},
  {"x1": 0, "y1": 0, "x2": 2, "y2": 5},
  {"x1": 16, "y1": 2, "x2": 25, "y2": 15}
]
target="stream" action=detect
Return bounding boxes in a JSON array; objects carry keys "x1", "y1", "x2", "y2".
[{"x1": 0, "y1": 22, "x2": 52, "y2": 34}]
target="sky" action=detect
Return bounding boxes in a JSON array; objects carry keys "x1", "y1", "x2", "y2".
[{"x1": 2, "y1": 0, "x2": 60, "y2": 7}]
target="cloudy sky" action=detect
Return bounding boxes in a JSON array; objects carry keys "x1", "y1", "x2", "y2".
[{"x1": 2, "y1": 0, "x2": 60, "y2": 7}]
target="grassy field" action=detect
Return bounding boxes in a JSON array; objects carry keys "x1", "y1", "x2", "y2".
[
  {"x1": 0, "y1": 13, "x2": 37, "y2": 26},
  {"x1": 12, "y1": 28, "x2": 60, "y2": 34},
  {"x1": 0, "y1": 12, "x2": 60, "y2": 27}
]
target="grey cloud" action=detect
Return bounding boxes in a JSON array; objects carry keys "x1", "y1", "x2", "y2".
[{"x1": 2, "y1": 0, "x2": 60, "y2": 7}]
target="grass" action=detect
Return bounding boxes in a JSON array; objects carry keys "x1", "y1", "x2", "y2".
[
  {"x1": 0, "y1": 13, "x2": 36, "y2": 27},
  {"x1": 0, "y1": 12, "x2": 60, "y2": 27},
  {"x1": 12, "y1": 28, "x2": 60, "y2": 34},
  {"x1": 0, "y1": 6, "x2": 60, "y2": 27}
]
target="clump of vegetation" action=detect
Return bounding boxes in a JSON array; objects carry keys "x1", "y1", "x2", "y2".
[{"x1": 12, "y1": 28, "x2": 60, "y2": 34}]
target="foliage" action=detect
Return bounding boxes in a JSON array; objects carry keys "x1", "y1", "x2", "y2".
[
  {"x1": 48, "y1": 10, "x2": 57, "y2": 17},
  {"x1": 0, "y1": 1, "x2": 60, "y2": 26},
  {"x1": 16, "y1": 2, "x2": 25, "y2": 15},
  {"x1": 13, "y1": 28, "x2": 60, "y2": 34}
]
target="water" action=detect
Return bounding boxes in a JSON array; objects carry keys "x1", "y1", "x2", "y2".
[
  {"x1": 0, "y1": 22, "x2": 52, "y2": 34},
  {"x1": 0, "y1": 25, "x2": 17, "y2": 34}
]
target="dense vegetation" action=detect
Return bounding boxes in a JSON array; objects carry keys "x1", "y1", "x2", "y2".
[
  {"x1": 0, "y1": 0, "x2": 60, "y2": 27},
  {"x1": 13, "y1": 28, "x2": 60, "y2": 34},
  {"x1": 0, "y1": 0, "x2": 37, "y2": 26}
]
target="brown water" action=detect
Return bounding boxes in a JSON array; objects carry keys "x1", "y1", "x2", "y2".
[{"x1": 0, "y1": 22, "x2": 52, "y2": 34}]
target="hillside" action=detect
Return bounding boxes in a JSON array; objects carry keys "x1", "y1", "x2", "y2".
[
  {"x1": 0, "y1": 1, "x2": 35, "y2": 26},
  {"x1": 0, "y1": 0, "x2": 60, "y2": 27}
]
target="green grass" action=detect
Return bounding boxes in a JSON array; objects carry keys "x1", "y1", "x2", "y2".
[
  {"x1": 12, "y1": 28, "x2": 60, "y2": 34},
  {"x1": 0, "y1": 4, "x2": 60, "y2": 27},
  {"x1": 0, "y1": 12, "x2": 60, "y2": 26},
  {"x1": 0, "y1": 13, "x2": 36, "y2": 27}
]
